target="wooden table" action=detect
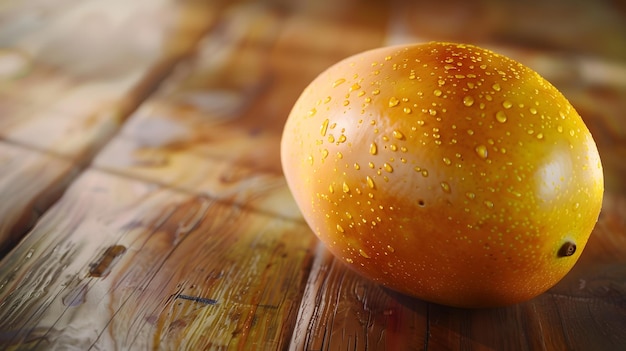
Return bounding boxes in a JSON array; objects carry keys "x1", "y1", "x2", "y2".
[{"x1": 1, "y1": 1, "x2": 625, "y2": 349}]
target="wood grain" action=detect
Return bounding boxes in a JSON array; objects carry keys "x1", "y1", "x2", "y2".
[
  {"x1": 0, "y1": 0, "x2": 218, "y2": 161},
  {"x1": 290, "y1": 243, "x2": 428, "y2": 350},
  {"x1": 0, "y1": 169, "x2": 317, "y2": 350},
  {"x1": 0, "y1": 0, "x2": 220, "y2": 250},
  {"x1": 93, "y1": 136, "x2": 302, "y2": 220}
]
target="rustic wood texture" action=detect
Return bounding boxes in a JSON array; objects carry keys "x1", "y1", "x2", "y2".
[
  {"x1": 0, "y1": 142, "x2": 77, "y2": 254},
  {"x1": 0, "y1": 170, "x2": 317, "y2": 349},
  {"x1": 0, "y1": 0, "x2": 221, "y2": 253},
  {"x1": 0, "y1": 0, "x2": 625, "y2": 350},
  {"x1": 0, "y1": 0, "x2": 216, "y2": 160}
]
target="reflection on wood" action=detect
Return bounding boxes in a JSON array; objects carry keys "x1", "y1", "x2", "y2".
[
  {"x1": 290, "y1": 243, "x2": 428, "y2": 350},
  {"x1": 0, "y1": 170, "x2": 317, "y2": 349}
]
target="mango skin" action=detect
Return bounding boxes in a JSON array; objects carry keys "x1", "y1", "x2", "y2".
[{"x1": 281, "y1": 42, "x2": 604, "y2": 308}]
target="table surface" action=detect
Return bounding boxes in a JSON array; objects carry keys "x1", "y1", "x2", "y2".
[{"x1": 0, "y1": 0, "x2": 625, "y2": 350}]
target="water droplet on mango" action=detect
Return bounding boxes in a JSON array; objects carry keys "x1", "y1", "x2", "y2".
[
  {"x1": 359, "y1": 249, "x2": 371, "y2": 258},
  {"x1": 320, "y1": 119, "x2": 329, "y2": 136},
  {"x1": 333, "y1": 78, "x2": 346, "y2": 87},
  {"x1": 495, "y1": 110, "x2": 507, "y2": 123},
  {"x1": 366, "y1": 176, "x2": 375, "y2": 189},
  {"x1": 475, "y1": 145, "x2": 488, "y2": 159},
  {"x1": 342, "y1": 182, "x2": 350, "y2": 193},
  {"x1": 392, "y1": 130, "x2": 405, "y2": 140},
  {"x1": 388, "y1": 97, "x2": 400, "y2": 107},
  {"x1": 370, "y1": 142, "x2": 378, "y2": 155},
  {"x1": 441, "y1": 182, "x2": 451, "y2": 193}
]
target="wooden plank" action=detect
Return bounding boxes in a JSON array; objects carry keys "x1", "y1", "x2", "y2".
[
  {"x1": 289, "y1": 243, "x2": 428, "y2": 350},
  {"x1": 0, "y1": 142, "x2": 77, "y2": 254},
  {"x1": 92, "y1": 136, "x2": 302, "y2": 220},
  {"x1": 117, "y1": 3, "x2": 286, "y2": 174},
  {"x1": 0, "y1": 169, "x2": 318, "y2": 350},
  {"x1": 0, "y1": 0, "x2": 220, "y2": 252},
  {"x1": 0, "y1": 0, "x2": 219, "y2": 160},
  {"x1": 0, "y1": 87, "x2": 131, "y2": 162}
]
